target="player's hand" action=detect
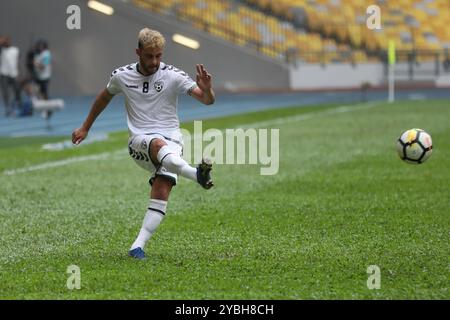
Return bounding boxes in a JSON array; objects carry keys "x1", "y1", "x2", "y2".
[
  {"x1": 72, "y1": 126, "x2": 88, "y2": 145},
  {"x1": 196, "y1": 64, "x2": 212, "y2": 91}
]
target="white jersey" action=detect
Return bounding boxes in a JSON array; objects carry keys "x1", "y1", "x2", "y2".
[
  {"x1": 106, "y1": 62, "x2": 197, "y2": 137},
  {"x1": 0, "y1": 46, "x2": 19, "y2": 78}
]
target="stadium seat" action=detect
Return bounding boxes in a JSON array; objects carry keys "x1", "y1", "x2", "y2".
[{"x1": 132, "y1": 0, "x2": 449, "y2": 64}]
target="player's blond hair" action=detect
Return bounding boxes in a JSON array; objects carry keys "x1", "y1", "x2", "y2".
[{"x1": 138, "y1": 28, "x2": 165, "y2": 50}]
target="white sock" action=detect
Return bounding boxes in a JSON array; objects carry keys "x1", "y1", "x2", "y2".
[
  {"x1": 130, "y1": 199, "x2": 167, "y2": 250},
  {"x1": 157, "y1": 145, "x2": 197, "y2": 181}
]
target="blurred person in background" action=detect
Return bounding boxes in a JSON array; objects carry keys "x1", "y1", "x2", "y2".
[
  {"x1": 17, "y1": 80, "x2": 35, "y2": 117},
  {"x1": 0, "y1": 36, "x2": 21, "y2": 117},
  {"x1": 34, "y1": 39, "x2": 52, "y2": 118},
  {"x1": 25, "y1": 41, "x2": 38, "y2": 83}
]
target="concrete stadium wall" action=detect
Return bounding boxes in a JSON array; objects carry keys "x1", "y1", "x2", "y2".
[
  {"x1": 436, "y1": 74, "x2": 450, "y2": 87},
  {"x1": 289, "y1": 62, "x2": 446, "y2": 90},
  {"x1": 290, "y1": 63, "x2": 384, "y2": 90},
  {"x1": 0, "y1": 0, "x2": 290, "y2": 96}
]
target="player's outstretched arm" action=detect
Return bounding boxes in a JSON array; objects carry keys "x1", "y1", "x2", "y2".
[
  {"x1": 190, "y1": 64, "x2": 215, "y2": 105},
  {"x1": 72, "y1": 88, "x2": 114, "y2": 145}
]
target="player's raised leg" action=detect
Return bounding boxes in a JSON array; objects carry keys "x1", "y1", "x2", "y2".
[{"x1": 151, "y1": 138, "x2": 214, "y2": 189}]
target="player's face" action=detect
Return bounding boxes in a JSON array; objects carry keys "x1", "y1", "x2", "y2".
[{"x1": 136, "y1": 46, "x2": 163, "y2": 75}]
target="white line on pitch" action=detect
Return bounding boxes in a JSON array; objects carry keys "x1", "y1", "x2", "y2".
[
  {"x1": 238, "y1": 102, "x2": 378, "y2": 129},
  {"x1": 3, "y1": 103, "x2": 380, "y2": 176},
  {"x1": 3, "y1": 150, "x2": 127, "y2": 176}
]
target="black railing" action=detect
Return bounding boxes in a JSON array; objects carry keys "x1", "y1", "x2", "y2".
[{"x1": 381, "y1": 49, "x2": 450, "y2": 79}]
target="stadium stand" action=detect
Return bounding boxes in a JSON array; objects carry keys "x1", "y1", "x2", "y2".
[
  {"x1": 132, "y1": 0, "x2": 371, "y2": 64},
  {"x1": 133, "y1": 0, "x2": 450, "y2": 66},
  {"x1": 243, "y1": 0, "x2": 450, "y2": 62}
]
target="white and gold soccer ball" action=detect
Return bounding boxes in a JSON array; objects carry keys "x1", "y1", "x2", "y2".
[{"x1": 396, "y1": 128, "x2": 433, "y2": 164}]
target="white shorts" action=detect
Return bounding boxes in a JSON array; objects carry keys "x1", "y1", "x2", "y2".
[{"x1": 128, "y1": 132, "x2": 184, "y2": 186}]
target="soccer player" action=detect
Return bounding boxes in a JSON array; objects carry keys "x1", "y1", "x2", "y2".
[{"x1": 72, "y1": 28, "x2": 215, "y2": 259}]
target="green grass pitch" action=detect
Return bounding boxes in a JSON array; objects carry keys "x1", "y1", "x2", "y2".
[{"x1": 0, "y1": 100, "x2": 448, "y2": 299}]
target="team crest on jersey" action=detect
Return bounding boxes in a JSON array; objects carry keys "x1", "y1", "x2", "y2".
[{"x1": 154, "y1": 81, "x2": 164, "y2": 92}]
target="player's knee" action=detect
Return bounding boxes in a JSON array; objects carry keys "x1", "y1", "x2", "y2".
[
  {"x1": 151, "y1": 138, "x2": 167, "y2": 153},
  {"x1": 150, "y1": 138, "x2": 167, "y2": 163}
]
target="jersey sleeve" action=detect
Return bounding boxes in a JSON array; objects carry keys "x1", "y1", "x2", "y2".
[
  {"x1": 174, "y1": 68, "x2": 197, "y2": 95},
  {"x1": 106, "y1": 72, "x2": 122, "y2": 95}
]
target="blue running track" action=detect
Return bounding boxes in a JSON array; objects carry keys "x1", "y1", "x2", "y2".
[{"x1": 1, "y1": 88, "x2": 449, "y2": 138}]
